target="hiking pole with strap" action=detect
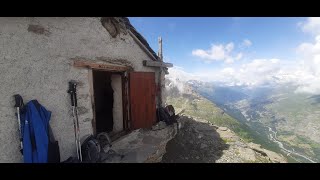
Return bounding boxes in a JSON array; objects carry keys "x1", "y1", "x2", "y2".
[
  {"x1": 68, "y1": 81, "x2": 82, "y2": 162},
  {"x1": 13, "y1": 94, "x2": 24, "y2": 155}
]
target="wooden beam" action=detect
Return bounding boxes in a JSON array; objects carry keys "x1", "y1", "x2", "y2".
[
  {"x1": 157, "y1": 37, "x2": 163, "y2": 107},
  {"x1": 158, "y1": 37, "x2": 163, "y2": 61},
  {"x1": 143, "y1": 60, "x2": 173, "y2": 68},
  {"x1": 73, "y1": 60, "x2": 131, "y2": 72}
]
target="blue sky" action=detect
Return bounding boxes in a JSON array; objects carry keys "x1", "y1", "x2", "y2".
[
  {"x1": 129, "y1": 17, "x2": 320, "y2": 94},
  {"x1": 129, "y1": 17, "x2": 312, "y2": 72}
]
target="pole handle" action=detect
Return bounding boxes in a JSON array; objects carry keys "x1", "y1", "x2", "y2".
[
  {"x1": 67, "y1": 81, "x2": 77, "y2": 107},
  {"x1": 13, "y1": 94, "x2": 24, "y2": 108}
]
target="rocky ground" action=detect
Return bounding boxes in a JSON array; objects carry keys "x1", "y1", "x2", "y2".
[
  {"x1": 100, "y1": 122, "x2": 178, "y2": 163},
  {"x1": 161, "y1": 116, "x2": 287, "y2": 163}
]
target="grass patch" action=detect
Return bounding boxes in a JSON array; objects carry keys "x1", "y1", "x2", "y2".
[{"x1": 222, "y1": 138, "x2": 235, "y2": 144}]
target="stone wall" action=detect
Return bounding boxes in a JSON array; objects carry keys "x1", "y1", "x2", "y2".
[{"x1": 0, "y1": 17, "x2": 160, "y2": 162}]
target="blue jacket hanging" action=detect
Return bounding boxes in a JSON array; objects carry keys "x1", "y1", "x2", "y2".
[{"x1": 21, "y1": 100, "x2": 51, "y2": 163}]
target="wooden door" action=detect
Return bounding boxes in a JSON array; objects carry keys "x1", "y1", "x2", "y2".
[{"x1": 129, "y1": 72, "x2": 156, "y2": 129}]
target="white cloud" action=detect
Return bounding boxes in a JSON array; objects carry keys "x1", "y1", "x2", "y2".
[
  {"x1": 297, "y1": 35, "x2": 320, "y2": 57},
  {"x1": 225, "y1": 42, "x2": 234, "y2": 52},
  {"x1": 221, "y1": 67, "x2": 235, "y2": 74},
  {"x1": 295, "y1": 17, "x2": 320, "y2": 93},
  {"x1": 167, "y1": 66, "x2": 200, "y2": 82},
  {"x1": 167, "y1": 18, "x2": 320, "y2": 95},
  {"x1": 166, "y1": 66, "x2": 201, "y2": 94},
  {"x1": 217, "y1": 59, "x2": 283, "y2": 86},
  {"x1": 192, "y1": 44, "x2": 226, "y2": 60},
  {"x1": 192, "y1": 42, "x2": 242, "y2": 63},
  {"x1": 167, "y1": 59, "x2": 284, "y2": 87},
  {"x1": 167, "y1": 56, "x2": 320, "y2": 94},
  {"x1": 242, "y1": 39, "x2": 252, "y2": 47},
  {"x1": 225, "y1": 58, "x2": 234, "y2": 64},
  {"x1": 295, "y1": 81, "x2": 320, "y2": 94},
  {"x1": 235, "y1": 53, "x2": 243, "y2": 60},
  {"x1": 293, "y1": 33, "x2": 320, "y2": 94},
  {"x1": 300, "y1": 17, "x2": 320, "y2": 35}
]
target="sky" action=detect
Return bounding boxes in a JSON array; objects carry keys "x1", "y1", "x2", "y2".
[{"x1": 129, "y1": 17, "x2": 320, "y2": 94}]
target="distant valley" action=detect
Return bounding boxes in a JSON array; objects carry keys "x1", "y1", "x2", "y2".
[{"x1": 187, "y1": 80, "x2": 320, "y2": 163}]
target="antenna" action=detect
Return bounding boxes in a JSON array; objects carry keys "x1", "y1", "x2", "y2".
[{"x1": 158, "y1": 37, "x2": 163, "y2": 61}]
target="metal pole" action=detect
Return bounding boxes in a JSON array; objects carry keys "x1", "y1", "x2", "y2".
[
  {"x1": 16, "y1": 107, "x2": 23, "y2": 153},
  {"x1": 68, "y1": 81, "x2": 82, "y2": 162},
  {"x1": 158, "y1": 37, "x2": 163, "y2": 107},
  {"x1": 72, "y1": 106, "x2": 80, "y2": 160},
  {"x1": 14, "y1": 94, "x2": 24, "y2": 155},
  {"x1": 74, "y1": 104, "x2": 82, "y2": 162}
]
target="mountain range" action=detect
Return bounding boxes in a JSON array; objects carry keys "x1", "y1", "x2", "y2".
[{"x1": 165, "y1": 77, "x2": 320, "y2": 163}]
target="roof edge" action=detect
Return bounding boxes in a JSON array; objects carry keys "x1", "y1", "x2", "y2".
[{"x1": 113, "y1": 17, "x2": 160, "y2": 61}]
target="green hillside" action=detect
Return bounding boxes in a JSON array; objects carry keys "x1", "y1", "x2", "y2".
[{"x1": 166, "y1": 94, "x2": 254, "y2": 142}]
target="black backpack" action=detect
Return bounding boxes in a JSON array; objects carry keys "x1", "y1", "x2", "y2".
[
  {"x1": 157, "y1": 105, "x2": 177, "y2": 125},
  {"x1": 47, "y1": 125, "x2": 60, "y2": 163},
  {"x1": 63, "y1": 133, "x2": 113, "y2": 163},
  {"x1": 61, "y1": 135, "x2": 101, "y2": 163},
  {"x1": 81, "y1": 135, "x2": 101, "y2": 163}
]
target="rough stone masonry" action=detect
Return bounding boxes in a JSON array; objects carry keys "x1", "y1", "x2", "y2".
[{"x1": 0, "y1": 17, "x2": 162, "y2": 162}]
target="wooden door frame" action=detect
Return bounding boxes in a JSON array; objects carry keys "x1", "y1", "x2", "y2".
[
  {"x1": 89, "y1": 69, "x2": 131, "y2": 136},
  {"x1": 73, "y1": 60, "x2": 131, "y2": 136},
  {"x1": 121, "y1": 71, "x2": 130, "y2": 132}
]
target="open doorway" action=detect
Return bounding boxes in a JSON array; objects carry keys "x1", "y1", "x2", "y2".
[
  {"x1": 93, "y1": 70, "x2": 114, "y2": 134},
  {"x1": 92, "y1": 69, "x2": 125, "y2": 138}
]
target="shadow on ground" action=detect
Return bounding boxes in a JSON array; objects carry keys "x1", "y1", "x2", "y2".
[{"x1": 161, "y1": 116, "x2": 229, "y2": 163}]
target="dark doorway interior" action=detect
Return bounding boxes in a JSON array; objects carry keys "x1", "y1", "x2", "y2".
[{"x1": 93, "y1": 70, "x2": 114, "y2": 134}]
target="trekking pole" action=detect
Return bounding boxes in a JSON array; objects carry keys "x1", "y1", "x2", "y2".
[
  {"x1": 68, "y1": 81, "x2": 82, "y2": 162},
  {"x1": 13, "y1": 94, "x2": 24, "y2": 155}
]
